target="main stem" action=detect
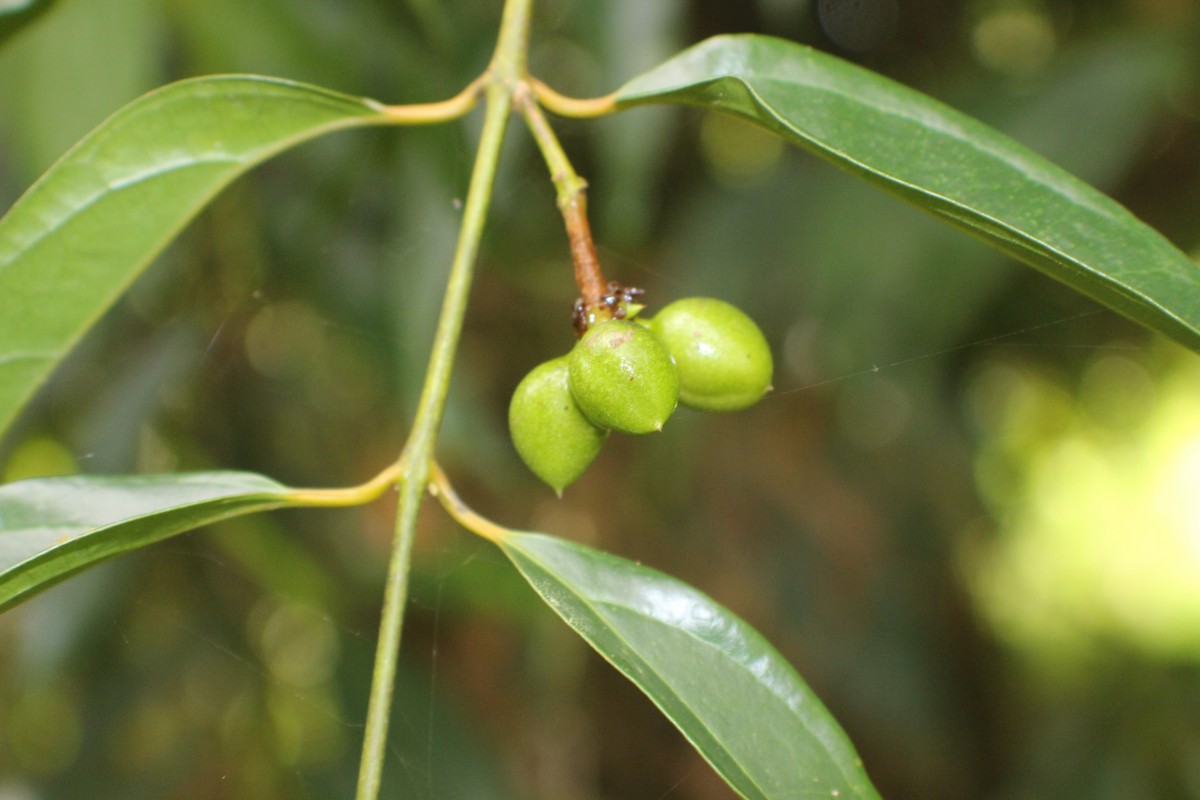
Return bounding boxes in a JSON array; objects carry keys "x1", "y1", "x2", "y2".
[{"x1": 354, "y1": 1, "x2": 532, "y2": 797}]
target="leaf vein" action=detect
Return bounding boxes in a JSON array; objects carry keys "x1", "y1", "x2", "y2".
[
  {"x1": 0, "y1": 153, "x2": 246, "y2": 278},
  {"x1": 511, "y1": 541, "x2": 773, "y2": 799},
  {"x1": 0, "y1": 351, "x2": 56, "y2": 366}
]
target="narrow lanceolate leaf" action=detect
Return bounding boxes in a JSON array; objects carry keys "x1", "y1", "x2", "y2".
[
  {"x1": 501, "y1": 532, "x2": 880, "y2": 800},
  {"x1": 0, "y1": 76, "x2": 394, "y2": 437},
  {"x1": 617, "y1": 34, "x2": 1200, "y2": 351},
  {"x1": 0, "y1": 472, "x2": 303, "y2": 612}
]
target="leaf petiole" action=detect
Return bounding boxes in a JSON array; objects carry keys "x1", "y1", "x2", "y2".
[
  {"x1": 376, "y1": 74, "x2": 487, "y2": 124},
  {"x1": 530, "y1": 78, "x2": 618, "y2": 119},
  {"x1": 428, "y1": 463, "x2": 512, "y2": 545},
  {"x1": 285, "y1": 458, "x2": 405, "y2": 507}
]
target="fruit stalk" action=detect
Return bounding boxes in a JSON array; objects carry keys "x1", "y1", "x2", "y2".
[
  {"x1": 564, "y1": 192, "x2": 605, "y2": 311},
  {"x1": 516, "y1": 88, "x2": 608, "y2": 312}
]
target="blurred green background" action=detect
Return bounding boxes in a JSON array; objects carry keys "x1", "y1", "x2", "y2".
[{"x1": 2, "y1": 0, "x2": 1200, "y2": 797}]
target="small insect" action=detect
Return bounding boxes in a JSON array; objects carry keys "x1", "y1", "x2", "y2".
[{"x1": 572, "y1": 281, "x2": 645, "y2": 336}]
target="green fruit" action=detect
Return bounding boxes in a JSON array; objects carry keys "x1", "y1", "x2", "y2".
[
  {"x1": 568, "y1": 319, "x2": 679, "y2": 434},
  {"x1": 509, "y1": 356, "x2": 607, "y2": 494},
  {"x1": 649, "y1": 297, "x2": 772, "y2": 412}
]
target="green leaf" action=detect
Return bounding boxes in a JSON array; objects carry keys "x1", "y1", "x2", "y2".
[
  {"x1": 0, "y1": 0, "x2": 58, "y2": 46},
  {"x1": 500, "y1": 531, "x2": 881, "y2": 800},
  {"x1": 0, "y1": 76, "x2": 393, "y2": 438},
  {"x1": 0, "y1": 471, "x2": 303, "y2": 612},
  {"x1": 617, "y1": 34, "x2": 1200, "y2": 351}
]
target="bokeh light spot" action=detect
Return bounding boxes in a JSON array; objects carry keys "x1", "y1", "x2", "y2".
[
  {"x1": 971, "y1": 4, "x2": 1057, "y2": 78},
  {"x1": 700, "y1": 112, "x2": 785, "y2": 189},
  {"x1": 967, "y1": 350, "x2": 1200, "y2": 667}
]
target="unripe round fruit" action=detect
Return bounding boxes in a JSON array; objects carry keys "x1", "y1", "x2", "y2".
[
  {"x1": 648, "y1": 297, "x2": 772, "y2": 412},
  {"x1": 568, "y1": 320, "x2": 679, "y2": 434},
  {"x1": 509, "y1": 356, "x2": 608, "y2": 494}
]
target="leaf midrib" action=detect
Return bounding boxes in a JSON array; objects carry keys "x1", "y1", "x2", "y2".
[
  {"x1": 621, "y1": 41, "x2": 1200, "y2": 327},
  {"x1": 745, "y1": 74, "x2": 1116, "y2": 217},
  {"x1": 715, "y1": 74, "x2": 1199, "y2": 332},
  {"x1": 511, "y1": 540, "x2": 767, "y2": 799},
  {"x1": 511, "y1": 538, "x2": 867, "y2": 798}
]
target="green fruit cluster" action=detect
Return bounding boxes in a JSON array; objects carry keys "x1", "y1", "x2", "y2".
[{"x1": 509, "y1": 298, "x2": 772, "y2": 493}]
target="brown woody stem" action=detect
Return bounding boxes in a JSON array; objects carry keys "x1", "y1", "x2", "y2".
[{"x1": 562, "y1": 191, "x2": 606, "y2": 309}]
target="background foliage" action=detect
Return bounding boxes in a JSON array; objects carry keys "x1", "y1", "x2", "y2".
[{"x1": 1, "y1": 0, "x2": 1199, "y2": 798}]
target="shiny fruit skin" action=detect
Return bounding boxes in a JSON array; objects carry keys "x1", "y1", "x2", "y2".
[
  {"x1": 509, "y1": 356, "x2": 607, "y2": 494},
  {"x1": 649, "y1": 297, "x2": 772, "y2": 412},
  {"x1": 568, "y1": 320, "x2": 679, "y2": 434}
]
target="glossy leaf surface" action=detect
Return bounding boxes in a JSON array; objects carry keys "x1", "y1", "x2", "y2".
[
  {"x1": 0, "y1": 76, "x2": 392, "y2": 438},
  {"x1": 617, "y1": 34, "x2": 1200, "y2": 351},
  {"x1": 0, "y1": 471, "x2": 302, "y2": 612},
  {"x1": 501, "y1": 531, "x2": 881, "y2": 800}
]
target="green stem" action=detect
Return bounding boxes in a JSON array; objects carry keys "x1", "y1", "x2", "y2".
[
  {"x1": 518, "y1": 89, "x2": 588, "y2": 203},
  {"x1": 353, "y1": 1, "x2": 534, "y2": 797},
  {"x1": 517, "y1": 89, "x2": 608, "y2": 311}
]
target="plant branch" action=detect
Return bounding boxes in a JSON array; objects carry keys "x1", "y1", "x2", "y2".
[
  {"x1": 353, "y1": 1, "x2": 533, "y2": 797},
  {"x1": 516, "y1": 87, "x2": 608, "y2": 312}
]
